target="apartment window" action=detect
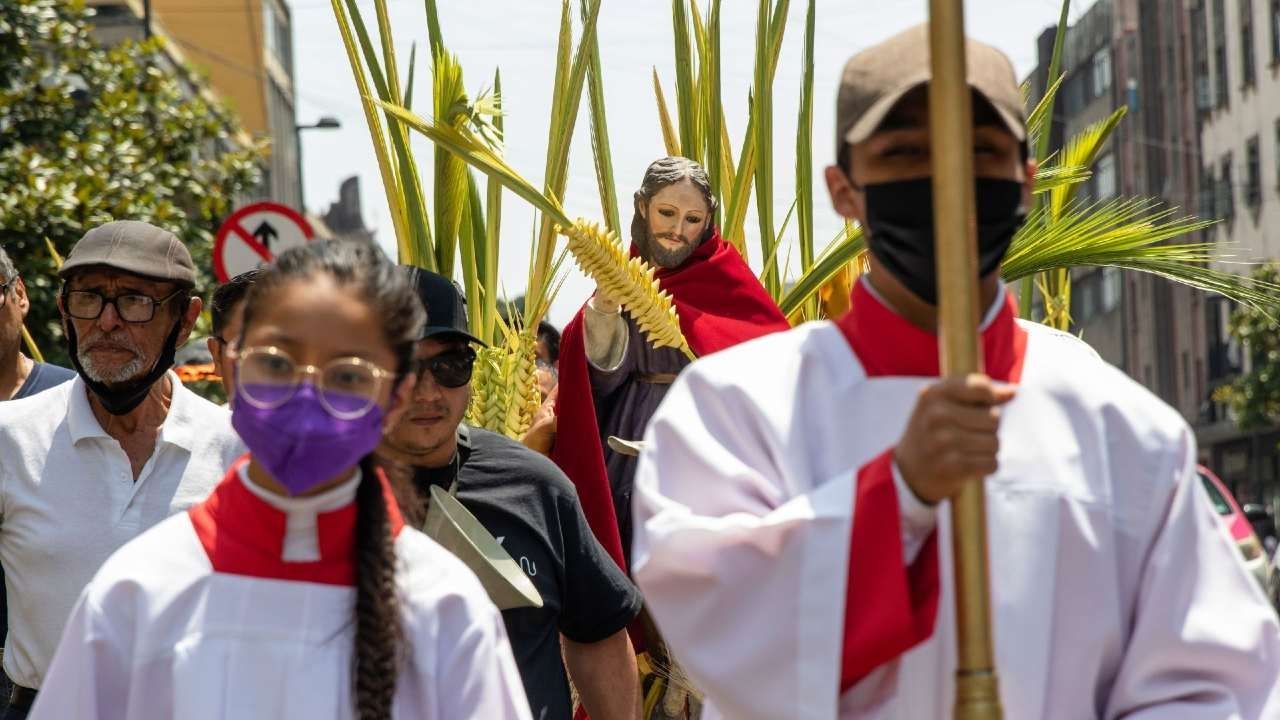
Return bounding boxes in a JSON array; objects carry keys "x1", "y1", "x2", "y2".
[
  {"x1": 1202, "y1": 166, "x2": 1218, "y2": 217},
  {"x1": 263, "y1": 0, "x2": 294, "y2": 77},
  {"x1": 1274, "y1": 119, "x2": 1280, "y2": 188},
  {"x1": 1092, "y1": 48, "x2": 1113, "y2": 99},
  {"x1": 1272, "y1": 0, "x2": 1280, "y2": 63},
  {"x1": 1242, "y1": 0, "x2": 1258, "y2": 87},
  {"x1": 1194, "y1": 3, "x2": 1212, "y2": 111},
  {"x1": 1095, "y1": 153, "x2": 1117, "y2": 199},
  {"x1": 1215, "y1": 0, "x2": 1231, "y2": 107},
  {"x1": 1247, "y1": 135, "x2": 1262, "y2": 207},
  {"x1": 1220, "y1": 153, "x2": 1236, "y2": 221}
]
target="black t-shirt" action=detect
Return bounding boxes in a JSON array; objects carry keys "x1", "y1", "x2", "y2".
[{"x1": 412, "y1": 426, "x2": 642, "y2": 720}]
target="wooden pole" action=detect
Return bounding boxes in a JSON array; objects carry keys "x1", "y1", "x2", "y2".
[{"x1": 925, "y1": 3, "x2": 1003, "y2": 719}]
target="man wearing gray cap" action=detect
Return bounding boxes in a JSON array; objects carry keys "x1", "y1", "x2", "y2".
[
  {"x1": 0, "y1": 221, "x2": 243, "y2": 718},
  {"x1": 630, "y1": 25, "x2": 1280, "y2": 719}
]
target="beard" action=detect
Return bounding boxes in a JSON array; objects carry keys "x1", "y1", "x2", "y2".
[
  {"x1": 78, "y1": 330, "x2": 149, "y2": 385},
  {"x1": 640, "y1": 227, "x2": 701, "y2": 269}
]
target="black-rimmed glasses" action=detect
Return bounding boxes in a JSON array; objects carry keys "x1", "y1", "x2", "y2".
[{"x1": 64, "y1": 288, "x2": 185, "y2": 323}]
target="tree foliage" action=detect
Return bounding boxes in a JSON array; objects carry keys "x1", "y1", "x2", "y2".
[
  {"x1": 1217, "y1": 263, "x2": 1280, "y2": 431},
  {"x1": 0, "y1": 0, "x2": 264, "y2": 364}
]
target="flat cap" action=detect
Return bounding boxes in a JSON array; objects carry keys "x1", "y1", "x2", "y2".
[
  {"x1": 59, "y1": 221, "x2": 196, "y2": 286},
  {"x1": 836, "y1": 24, "x2": 1026, "y2": 154}
]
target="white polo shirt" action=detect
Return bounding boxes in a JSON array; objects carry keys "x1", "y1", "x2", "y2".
[{"x1": 0, "y1": 373, "x2": 244, "y2": 688}]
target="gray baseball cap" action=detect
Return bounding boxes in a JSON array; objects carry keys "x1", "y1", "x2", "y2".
[
  {"x1": 59, "y1": 220, "x2": 197, "y2": 286},
  {"x1": 836, "y1": 24, "x2": 1027, "y2": 155}
]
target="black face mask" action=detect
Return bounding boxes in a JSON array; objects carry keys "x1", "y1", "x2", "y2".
[
  {"x1": 862, "y1": 177, "x2": 1026, "y2": 306},
  {"x1": 65, "y1": 313, "x2": 185, "y2": 416}
]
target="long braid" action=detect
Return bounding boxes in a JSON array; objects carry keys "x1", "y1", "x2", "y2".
[{"x1": 353, "y1": 455, "x2": 402, "y2": 719}]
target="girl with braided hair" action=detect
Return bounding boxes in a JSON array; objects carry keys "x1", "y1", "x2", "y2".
[{"x1": 30, "y1": 240, "x2": 531, "y2": 720}]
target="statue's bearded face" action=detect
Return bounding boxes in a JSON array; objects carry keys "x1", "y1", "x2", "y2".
[{"x1": 637, "y1": 180, "x2": 711, "y2": 269}]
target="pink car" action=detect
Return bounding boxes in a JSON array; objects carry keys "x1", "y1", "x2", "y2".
[{"x1": 1198, "y1": 466, "x2": 1275, "y2": 598}]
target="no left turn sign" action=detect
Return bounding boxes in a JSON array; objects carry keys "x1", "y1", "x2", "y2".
[{"x1": 213, "y1": 201, "x2": 315, "y2": 283}]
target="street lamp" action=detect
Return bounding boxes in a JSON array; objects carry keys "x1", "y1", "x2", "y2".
[{"x1": 295, "y1": 116, "x2": 342, "y2": 212}]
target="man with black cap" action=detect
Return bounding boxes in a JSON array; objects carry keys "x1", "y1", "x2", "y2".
[
  {"x1": 378, "y1": 267, "x2": 643, "y2": 720},
  {"x1": 0, "y1": 221, "x2": 243, "y2": 718},
  {"x1": 630, "y1": 25, "x2": 1280, "y2": 720}
]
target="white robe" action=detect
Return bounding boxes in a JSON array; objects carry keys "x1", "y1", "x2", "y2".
[
  {"x1": 632, "y1": 282, "x2": 1280, "y2": 720},
  {"x1": 30, "y1": 466, "x2": 532, "y2": 720}
]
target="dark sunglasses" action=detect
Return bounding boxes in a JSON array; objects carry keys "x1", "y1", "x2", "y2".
[{"x1": 414, "y1": 347, "x2": 477, "y2": 389}]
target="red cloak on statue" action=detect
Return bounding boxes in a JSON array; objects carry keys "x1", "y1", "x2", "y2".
[{"x1": 551, "y1": 230, "x2": 791, "y2": 571}]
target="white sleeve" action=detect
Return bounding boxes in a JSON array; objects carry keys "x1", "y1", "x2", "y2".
[
  {"x1": 433, "y1": 595, "x2": 533, "y2": 720},
  {"x1": 1104, "y1": 429, "x2": 1280, "y2": 719},
  {"x1": 28, "y1": 592, "x2": 128, "y2": 720},
  {"x1": 632, "y1": 368, "x2": 856, "y2": 720}
]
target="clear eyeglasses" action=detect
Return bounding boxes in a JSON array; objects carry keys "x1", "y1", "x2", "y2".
[{"x1": 232, "y1": 346, "x2": 394, "y2": 420}]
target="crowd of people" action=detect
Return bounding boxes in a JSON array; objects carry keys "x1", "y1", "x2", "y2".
[{"x1": 0, "y1": 25, "x2": 1277, "y2": 720}]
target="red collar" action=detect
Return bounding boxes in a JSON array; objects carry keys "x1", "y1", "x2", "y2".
[
  {"x1": 189, "y1": 455, "x2": 406, "y2": 587},
  {"x1": 836, "y1": 280, "x2": 1027, "y2": 383}
]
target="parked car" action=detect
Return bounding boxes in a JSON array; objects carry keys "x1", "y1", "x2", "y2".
[{"x1": 1198, "y1": 466, "x2": 1277, "y2": 604}]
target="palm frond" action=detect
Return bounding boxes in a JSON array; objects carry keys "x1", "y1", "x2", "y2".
[
  {"x1": 1031, "y1": 0, "x2": 1072, "y2": 163},
  {"x1": 584, "y1": 0, "x2": 621, "y2": 237},
  {"x1": 375, "y1": 100, "x2": 570, "y2": 225},
  {"x1": 672, "y1": 0, "x2": 701, "y2": 162},
  {"x1": 1033, "y1": 163, "x2": 1091, "y2": 194},
  {"x1": 1004, "y1": 200, "x2": 1277, "y2": 315},
  {"x1": 701, "y1": 0, "x2": 724, "y2": 219},
  {"x1": 562, "y1": 220, "x2": 695, "y2": 359},
  {"x1": 653, "y1": 69, "x2": 681, "y2": 156},
  {"x1": 1049, "y1": 107, "x2": 1126, "y2": 217},
  {"x1": 752, "y1": 0, "x2": 781, "y2": 296},
  {"x1": 778, "y1": 222, "x2": 866, "y2": 317},
  {"x1": 794, "y1": 0, "x2": 817, "y2": 316},
  {"x1": 330, "y1": 0, "x2": 414, "y2": 262}
]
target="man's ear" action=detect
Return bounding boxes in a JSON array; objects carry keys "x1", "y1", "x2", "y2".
[
  {"x1": 177, "y1": 296, "x2": 203, "y2": 346},
  {"x1": 825, "y1": 165, "x2": 863, "y2": 221},
  {"x1": 636, "y1": 194, "x2": 649, "y2": 221},
  {"x1": 1021, "y1": 158, "x2": 1038, "y2": 209},
  {"x1": 11, "y1": 277, "x2": 30, "y2": 319},
  {"x1": 206, "y1": 337, "x2": 223, "y2": 377}
]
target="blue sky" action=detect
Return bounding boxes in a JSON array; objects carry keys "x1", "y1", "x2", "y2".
[{"x1": 292, "y1": 0, "x2": 1084, "y2": 325}]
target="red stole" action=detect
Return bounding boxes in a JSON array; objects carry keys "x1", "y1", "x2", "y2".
[
  {"x1": 551, "y1": 231, "x2": 790, "y2": 571},
  {"x1": 189, "y1": 455, "x2": 406, "y2": 587},
  {"x1": 832, "y1": 279, "x2": 1028, "y2": 691}
]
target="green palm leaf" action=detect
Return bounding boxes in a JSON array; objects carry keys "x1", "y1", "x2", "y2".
[
  {"x1": 778, "y1": 223, "x2": 866, "y2": 317},
  {"x1": 1004, "y1": 200, "x2": 1277, "y2": 314}
]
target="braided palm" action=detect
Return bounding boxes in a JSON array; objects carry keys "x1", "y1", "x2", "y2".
[
  {"x1": 353, "y1": 458, "x2": 402, "y2": 720},
  {"x1": 466, "y1": 331, "x2": 542, "y2": 439},
  {"x1": 561, "y1": 219, "x2": 695, "y2": 360}
]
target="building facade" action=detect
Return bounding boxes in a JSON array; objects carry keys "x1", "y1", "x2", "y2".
[
  {"x1": 1025, "y1": 0, "x2": 1278, "y2": 500},
  {"x1": 1192, "y1": 0, "x2": 1280, "y2": 504},
  {"x1": 86, "y1": 0, "x2": 302, "y2": 210}
]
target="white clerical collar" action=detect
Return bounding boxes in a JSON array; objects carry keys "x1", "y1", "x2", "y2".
[
  {"x1": 237, "y1": 464, "x2": 361, "y2": 562},
  {"x1": 861, "y1": 277, "x2": 1008, "y2": 332}
]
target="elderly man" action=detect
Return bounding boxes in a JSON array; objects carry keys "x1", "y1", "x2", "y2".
[
  {"x1": 631, "y1": 26, "x2": 1280, "y2": 719},
  {"x1": 552, "y1": 157, "x2": 790, "y2": 574},
  {"x1": 0, "y1": 221, "x2": 243, "y2": 719},
  {"x1": 379, "y1": 268, "x2": 642, "y2": 720}
]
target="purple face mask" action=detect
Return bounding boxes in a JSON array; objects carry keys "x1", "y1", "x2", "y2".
[{"x1": 231, "y1": 382, "x2": 385, "y2": 496}]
